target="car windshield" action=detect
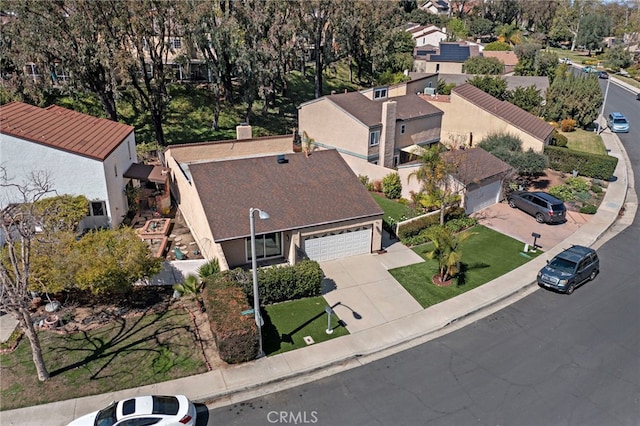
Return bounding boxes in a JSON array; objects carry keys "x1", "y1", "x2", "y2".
[
  {"x1": 548, "y1": 257, "x2": 577, "y2": 274},
  {"x1": 613, "y1": 118, "x2": 628, "y2": 124},
  {"x1": 95, "y1": 403, "x2": 118, "y2": 426}
]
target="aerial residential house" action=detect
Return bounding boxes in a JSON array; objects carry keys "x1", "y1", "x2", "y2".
[
  {"x1": 418, "y1": 0, "x2": 451, "y2": 15},
  {"x1": 0, "y1": 102, "x2": 143, "y2": 229},
  {"x1": 481, "y1": 51, "x2": 519, "y2": 74},
  {"x1": 424, "y1": 83, "x2": 554, "y2": 152},
  {"x1": 297, "y1": 89, "x2": 443, "y2": 170},
  {"x1": 413, "y1": 41, "x2": 482, "y2": 74},
  {"x1": 407, "y1": 24, "x2": 448, "y2": 47},
  {"x1": 163, "y1": 139, "x2": 383, "y2": 269}
]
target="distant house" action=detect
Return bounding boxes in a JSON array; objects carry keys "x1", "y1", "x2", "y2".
[
  {"x1": 163, "y1": 145, "x2": 383, "y2": 269},
  {"x1": 298, "y1": 89, "x2": 443, "y2": 169},
  {"x1": 424, "y1": 83, "x2": 554, "y2": 152},
  {"x1": 413, "y1": 42, "x2": 482, "y2": 74},
  {"x1": 419, "y1": 0, "x2": 450, "y2": 15},
  {"x1": 481, "y1": 51, "x2": 519, "y2": 74},
  {"x1": 0, "y1": 102, "x2": 142, "y2": 229},
  {"x1": 427, "y1": 73, "x2": 550, "y2": 97},
  {"x1": 407, "y1": 24, "x2": 447, "y2": 47}
]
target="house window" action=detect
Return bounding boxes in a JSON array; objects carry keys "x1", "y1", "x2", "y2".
[
  {"x1": 246, "y1": 232, "x2": 282, "y2": 262},
  {"x1": 436, "y1": 64, "x2": 440, "y2": 72},
  {"x1": 369, "y1": 130, "x2": 380, "y2": 147},
  {"x1": 90, "y1": 201, "x2": 106, "y2": 217},
  {"x1": 114, "y1": 164, "x2": 118, "y2": 177},
  {"x1": 400, "y1": 124, "x2": 406, "y2": 134},
  {"x1": 393, "y1": 154, "x2": 400, "y2": 166},
  {"x1": 171, "y1": 38, "x2": 182, "y2": 49},
  {"x1": 373, "y1": 87, "x2": 388, "y2": 100}
]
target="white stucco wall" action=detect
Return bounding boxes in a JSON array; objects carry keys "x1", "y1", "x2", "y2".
[{"x1": 0, "y1": 132, "x2": 136, "y2": 228}]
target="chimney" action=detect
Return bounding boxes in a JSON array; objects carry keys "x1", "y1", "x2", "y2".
[
  {"x1": 379, "y1": 101, "x2": 397, "y2": 168},
  {"x1": 236, "y1": 123, "x2": 252, "y2": 140}
]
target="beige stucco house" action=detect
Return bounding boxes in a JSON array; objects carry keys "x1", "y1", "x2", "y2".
[
  {"x1": 425, "y1": 83, "x2": 554, "y2": 152},
  {"x1": 413, "y1": 42, "x2": 482, "y2": 74},
  {"x1": 298, "y1": 90, "x2": 443, "y2": 169},
  {"x1": 163, "y1": 138, "x2": 383, "y2": 270}
]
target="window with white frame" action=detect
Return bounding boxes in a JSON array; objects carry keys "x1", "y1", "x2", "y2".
[
  {"x1": 89, "y1": 201, "x2": 106, "y2": 217},
  {"x1": 369, "y1": 130, "x2": 380, "y2": 146},
  {"x1": 246, "y1": 232, "x2": 282, "y2": 262},
  {"x1": 373, "y1": 87, "x2": 388, "y2": 100},
  {"x1": 171, "y1": 38, "x2": 182, "y2": 49}
]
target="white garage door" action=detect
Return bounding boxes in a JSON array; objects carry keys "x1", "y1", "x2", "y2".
[
  {"x1": 465, "y1": 179, "x2": 502, "y2": 214},
  {"x1": 303, "y1": 227, "x2": 372, "y2": 262}
]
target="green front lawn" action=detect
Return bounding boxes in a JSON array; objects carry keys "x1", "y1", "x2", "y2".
[
  {"x1": 562, "y1": 129, "x2": 607, "y2": 155},
  {"x1": 262, "y1": 296, "x2": 349, "y2": 356},
  {"x1": 389, "y1": 225, "x2": 542, "y2": 308},
  {"x1": 0, "y1": 308, "x2": 207, "y2": 411}
]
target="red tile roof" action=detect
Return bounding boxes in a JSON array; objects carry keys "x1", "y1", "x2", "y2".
[
  {"x1": 188, "y1": 150, "x2": 383, "y2": 242},
  {"x1": 0, "y1": 102, "x2": 134, "y2": 161},
  {"x1": 451, "y1": 84, "x2": 554, "y2": 142}
]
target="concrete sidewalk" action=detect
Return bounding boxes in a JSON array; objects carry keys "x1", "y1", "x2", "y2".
[{"x1": 1, "y1": 127, "x2": 634, "y2": 426}]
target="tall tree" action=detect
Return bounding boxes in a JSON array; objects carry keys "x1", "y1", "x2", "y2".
[
  {"x1": 0, "y1": 169, "x2": 56, "y2": 381},
  {"x1": 576, "y1": 13, "x2": 612, "y2": 54},
  {"x1": 298, "y1": 0, "x2": 336, "y2": 99},
  {"x1": 467, "y1": 75, "x2": 508, "y2": 100}
]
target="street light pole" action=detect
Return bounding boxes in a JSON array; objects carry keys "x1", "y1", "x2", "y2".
[
  {"x1": 250, "y1": 207, "x2": 270, "y2": 358},
  {"x1": 599, "y1": 76, "x2": 611, "y2": 130}
]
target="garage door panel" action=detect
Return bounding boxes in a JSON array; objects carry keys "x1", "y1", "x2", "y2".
[
  {"x1": 304, "y1": 228, "x2": 372, "y2": 262},
  {"x1": 465, "y1": 180, "x2": 502, "y2": 214}
]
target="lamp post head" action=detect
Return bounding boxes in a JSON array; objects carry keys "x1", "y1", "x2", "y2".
[{"x1": 258, "y1": 210, "x2": 270, "y2": 220}]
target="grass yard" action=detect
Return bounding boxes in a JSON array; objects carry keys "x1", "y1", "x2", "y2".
[
  {"x1": 0, "y1": 308, "x2": 207, "y2": 411},
  {"x1": 371, "y1": 193, "x2": 411, "y2": 222},
  {"x1": 262, "y1": 296, "x2": 349, "y2": 356},
  {"x1": 389, "y1": 225, "x2": 542, "y2": 308},
  {"x1": 562, "y1": 129, "x2": 607, "y2": 155}
]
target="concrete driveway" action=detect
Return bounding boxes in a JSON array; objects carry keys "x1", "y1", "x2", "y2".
[{"x1": 473, "y1": 201, "x2": 589, "y2": 250}]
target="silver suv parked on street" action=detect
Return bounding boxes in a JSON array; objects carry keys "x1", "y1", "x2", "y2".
[
  {"x1": 537, "y1": 245, "x2": 599, "y2": 294},
  {"x1": 507, "y1": 191, "x2": 567, "y2": 224}
]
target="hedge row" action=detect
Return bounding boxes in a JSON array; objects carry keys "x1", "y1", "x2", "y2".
[
  {"x1": 204, "y1": 271, "x2": 258, "y2": 363},
  {"x1": 545, "y1": 146, "x2": 618, "y2": 180},
  {"x1": 397, "y1": 207, "x2": 466, "y2": 240},
  {"x1": 241, "y1": 260, "x2": 324, "y2": 305}
]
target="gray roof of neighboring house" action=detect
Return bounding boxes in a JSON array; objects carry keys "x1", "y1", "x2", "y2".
[
  {"x1": 315, "y1": 91, "x2": 443, "y2": 128},
  {"x1": 442, "y1": 147, "x2": 512, "y2": 185},
  {"x1": 423, "y1": 73, "x2": 550, "y2": 95},
  {"x1": 451, "y1": 83, "x2": 554, "y2": 142},
  {"x1": 188, "y1": 150, "x2": 383, "y2": 242}
]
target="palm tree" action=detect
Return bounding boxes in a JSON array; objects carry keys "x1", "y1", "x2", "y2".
[
  {"x1": 425, "y1": 225, "x2": 475, "y2": 284},
  {"x1": 301, "y1": 130, "x2": 316, "y2": 157},
  {"x1": 173, "y1": 274, "x2": 205, "y2": 311},
  {"x1": 497, "y1": 23, "x2": 523, "y2": 46}
]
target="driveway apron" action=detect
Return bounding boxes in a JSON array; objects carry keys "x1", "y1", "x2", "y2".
[{"x1": 320, "y1": 241, "x2": 424, "y2": 334}]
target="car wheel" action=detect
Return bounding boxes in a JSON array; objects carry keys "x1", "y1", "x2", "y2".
[
  {"x1": 508, "y1": 199, "x2": 516, "y2": 208},
  {"x1": 535, "y1": 213, "x2": 545, "y2": 223},
  {"x1": 589, "y1": 270, "x2": 598, "y2": 281},
  {"x1": 566, "y1": 283, "x2": 575, "y2": 294}
]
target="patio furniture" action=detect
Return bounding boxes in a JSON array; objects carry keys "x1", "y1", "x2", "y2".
[{"x1": 174, "y1": 247, "x2": 186, "y2": 260}]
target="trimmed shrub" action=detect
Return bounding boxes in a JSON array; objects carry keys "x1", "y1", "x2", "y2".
[
  {"x1": 591, "y1": 184, "x2": 603, "y2": 195},
  {"x1": 445, "y1": 216, "x2": 478, "y2": 232},
  {"x1": 548, "y1": 184, "x2": 575, "y2": 201},
  {"x1": 382, "y1": 172, "x2": 402, "y2": 199},
  {"x1": 560, "y1": 118, "x2": 577, "y2": 132},
  {"x1": 397, "y1": 207, "x2": 466, "y2": 242},
  {"x1": 545, "y1": 146, "x2": 618, "y2": 180},
  {"x1": 198, "y1": 258, "x2": 220, "y2": 278},
  {"x1": 205, "y1": 272, "x2": 258, "y2": 363},
  {"x1": 580, "y1": 204, "x2": 597, "y2": 214},
  {"x1": 566, "y1": 176, "x2": 590, "y2": 192},
  {"x1": 371, "y1": 180, "x2": 383, "y2": 192},
  {"x1": 552, "y1": 130, "x2": 568, "y2": 147}
]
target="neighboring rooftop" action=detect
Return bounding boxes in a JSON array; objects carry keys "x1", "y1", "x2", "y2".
[
  {"x1": 417, "y1": 73, "x2": 550, "y2": 95},
  {"x1": 0, "y1": 101, "x2": 133, "y2": 161},
  {"x1": 451, "y1": 84, "x2": 554, "y2": 142},
  {"x1": 442, "y1": 147, "x2": 513, "y2": 185},
  {"x1": 188, "y1": 150, "x2": 383, "y2": 242}
]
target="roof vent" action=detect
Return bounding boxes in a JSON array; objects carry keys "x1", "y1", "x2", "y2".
[{"x1": 277, "y1": 154, "x2": 289, "y2": 164}]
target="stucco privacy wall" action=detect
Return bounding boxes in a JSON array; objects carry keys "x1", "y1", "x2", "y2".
[
  {"x1": 163, "y1": 151, "x2": 226, "y2": 269},
  {"x1": 0, "y1": 132, "x2": 136, "y2": 228},
  {"x1": 431, "y1": 95, "x2": 546, "y2": 153},
  {"x1": 298, "y1": 98, "x2": 370, "y2": 159}
]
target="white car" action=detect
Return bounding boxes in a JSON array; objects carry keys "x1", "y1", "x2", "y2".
[
  {"x1": 67, "y1": 395, "x2": 197, "y2": 426},
  {"x1": 559, "y1": 57, "x2": 571, "y2": 64}
]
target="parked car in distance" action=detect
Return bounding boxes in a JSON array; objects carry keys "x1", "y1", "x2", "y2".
[
  {"x1": 559, "y1": 57, "x2": 571, "y2": 64},
  {"x1": 537, "y1": 245, "x2": 599, "y2": 294},
  {"x1": 606, "y1": 112, "x2": 630, "y2": 133},
  {"x1": 581, "y1": 65, "x2": 596, "y2": 73},
  {"x1": 598, "y1": 71, "x2": 608, "y2": 79},
  {"x1": 67, "y1": 395, "x2": 197, "y2": 426},
  {"x1": 507, "y1": 191, "x2": 567, "y2": 224}
]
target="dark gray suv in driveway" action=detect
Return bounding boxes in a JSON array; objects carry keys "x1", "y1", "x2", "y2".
[
  {"x1": 507, "y1": 191, "x2": 567, "y2": 224},
  {"x1": 537, "y1": 245, "x2": 599, "y2": 294}
]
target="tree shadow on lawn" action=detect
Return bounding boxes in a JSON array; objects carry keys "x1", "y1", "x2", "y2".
[
  {"x1": 454, "y1": 261, "x2": 490, "y2": 287},
  {"x1": 48, "y1": 308, "x2": 193, "y2": 379},
  {"x1": 261, "y1": 308, "x2": 331, "y2": 355}
]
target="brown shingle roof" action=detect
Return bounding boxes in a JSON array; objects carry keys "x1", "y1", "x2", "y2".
[
  {"x1": 188, "y1": 150, "x2": 383, "y2": 242},
  {"x1": 0, "y1": 102, "x2": 133, "y2": 161},
  {"x1": 451, "y1": 84, "x2": 554, "y2": 142},
  {"x1": 442, "y1": 147, "x2": 512, "y2": 185},
  {"x1": 324, "y1": 92, "x2": 443, "y2": 127},
  {"x1": 481, "y1": 51, "x2": 519, "y2": 66}
]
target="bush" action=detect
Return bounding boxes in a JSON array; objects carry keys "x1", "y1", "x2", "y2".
[
  {"x1": 445, "y1": 216, "x2": 478, "y2": 233},
  {"x1": 591, "y1": 184, "x2": 603, "y2": 194},
  {"x1": 205, "y1": 272, "x2": 258, "y2": 363},
  {"x1": 382, "y1": 173, "x2": 402, "y2": 199},
  {"x1": 371, "y1": 180, "x2": 383, "y2": 192},
  {"x1": 545, "y1": 146, "x2": 618, "y2": 180},
  {"x1": 198, "y1": 258, "x2": 220, "y2": 278},
  {"x1": 552, "y1": 130, "x2": 568, "y2": 147},
  {"x1": 580, "y1": 204, "x2": 597, "y2": 214},
  {"x1": 548, "y1": 184, "x2": 575, "y2": 201},
  {"x1": 397, "y1": 207, "x2": 466, "y2": 242},
  {"x1": 566, "y1": 176, "x2": 590, "y2": 192},
  {"x1": 560, "y1": 118, "x2": 577, "y2": 132}
]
